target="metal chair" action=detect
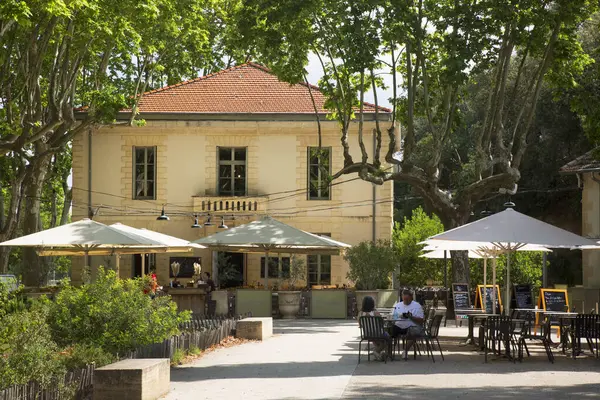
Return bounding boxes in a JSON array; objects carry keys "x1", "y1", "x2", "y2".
[
  {"x1": 571, "y1": 314, "x2": 600, "y2": 359},
  {"x1": 423, "y1": 313, "x2": 445, "y2": 362},
  {"x1": 358, "y1": 316, "x2": 392, "y2": 363},
  {"x1": 484, "y1": 316, "x2": 514, "y2": 363}
]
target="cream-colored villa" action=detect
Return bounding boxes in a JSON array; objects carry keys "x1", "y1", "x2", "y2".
[{"x1": 71, "y1": 63, "x2": 395, "y2": 287}]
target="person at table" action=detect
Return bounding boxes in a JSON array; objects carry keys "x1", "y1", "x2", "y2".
[
  {"x1": 358, "y1": 296, "x2": 389, "y2": 361},
  {"x1": 392, "y1": 290, "x2": 425, "y2": 360}
]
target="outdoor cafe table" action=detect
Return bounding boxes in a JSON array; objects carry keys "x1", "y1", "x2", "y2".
[
  {"x1": 460, "y1": 312, "x2": 498, "y2": 346},
  {"x1": 541, "y1": 311, "x2": 578, "y2": 349}
]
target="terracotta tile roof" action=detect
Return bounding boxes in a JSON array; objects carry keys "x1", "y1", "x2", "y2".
[
  {"x1": 135, "y1": 62, "x2": 391, "y2": 114},
  {"x1": 560, "y1": 148, "x2": 600, "y2": 174}
]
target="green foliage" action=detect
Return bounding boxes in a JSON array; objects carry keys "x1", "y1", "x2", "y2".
[
  {"x1": 0, "y1": 282, "x2": 28, "y2": 319},
  {"x1": 188, "y1": 345, "x2": 202, "y2": 356},
  {"x1": 0, "y1": 302, "x2": 65, "y2": 388},
  {"x1": 61, "y1": 344, "x2": 116, "y2": 370},
  {"x1": 392, "y1": 207, "x2": 445, "y2": 287},
  {"x1": 48, "y1": 268, "x2": 190, "y2": 355},
  {"x1": 469, "y1": 252, "x2": 544, "y2": 291},
  {"x1": 280, "y1": 256, "x2": 306, "y2": 290},
  {"x1": 345, "y1": 240, "x2": 397, "y2": 290},
  {"x1": 216, "y1": 253, "x2": 242, "y2": 288},
  {"x1": 171, "y1": 348, "x2": 186, "y2": 366}
]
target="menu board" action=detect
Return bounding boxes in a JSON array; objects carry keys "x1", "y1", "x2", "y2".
[
  {"x1": 452, "y1": 283, "x2": 469, "y2": 293},
  {"x1": 453, "y1": 292, "x2": 470, "y2": 309},
  {"x1": 513, "y1": 284, "x2": 533, "y2": 309},
  {"x1": 540, "y1": 289, "x2": 569, "y2": 312},
  {"x1": 475, "y1": 285, "x2": 502, "y2": 314},
  {"x1": 452, "y1": 283, "x2": 470, "y2": 311}
]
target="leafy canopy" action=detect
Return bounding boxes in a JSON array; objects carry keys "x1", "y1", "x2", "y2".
[
  {"x1": 392, "y1": 207, "x2": 445, "y2": 287},
  {"x1": 48, "y1": 268, "x2": 190, "y2": 355},
  {"x1": 345, "y1": 239, "x2": 397, "y2": 290}
]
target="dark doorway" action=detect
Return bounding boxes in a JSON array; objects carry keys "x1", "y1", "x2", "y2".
[
  {"x1": 132, "y1": 254, "x2": 156, "y2": 278},
  {"x1": 217, "y1": 252, "x2": 244, "y2": 288}
]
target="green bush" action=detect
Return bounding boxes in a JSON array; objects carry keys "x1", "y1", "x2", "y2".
[
  {"x1": 61, "y1": 343, "x2": 116, "y2": 370},
  {"x1": 392, "y1": 207, "x2": 445, "y2": 287},
  {"x1": 0, "y1": 302, "x2": 65, "y2": 388},
  {"x1": 48, "y1": 268, "x2": 190, "y2": 355},
  {"x1": 345, "y1": 240, "x2": 397, "y2": 290}
]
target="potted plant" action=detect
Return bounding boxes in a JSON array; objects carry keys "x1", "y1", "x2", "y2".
[
  {"x1": 345, "y1": 240, "x2": 398, "y2": 310},
  {"x1": 277, "y1": 255, "x2": 306, "y2": 319}
]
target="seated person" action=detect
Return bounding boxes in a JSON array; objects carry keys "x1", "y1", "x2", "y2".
[
  {"x1": 358, "y1": 296, "x2": 389, "y2": 361},
  {"x1": 392, "y1": 290, "x2": 425, "y2": 360}
]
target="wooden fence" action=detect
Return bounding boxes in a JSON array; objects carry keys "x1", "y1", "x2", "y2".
[{"x1": 0, "y1": 317, "x2": 238, "y2": 400}]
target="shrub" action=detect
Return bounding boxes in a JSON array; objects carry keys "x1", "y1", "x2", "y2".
[
  {"x1": 48, "y1": 268, "x2": 190, "y2": 356},
  {"x1": 345, "y1": 240, "x2": 398, "y2": 290},
  {"x1": 392, "y1": 207, "x2": 445, "y2": 287},
  {"x1": 61, "y1": 343, "x2": 116, "y2": 370},
  {"x1": 171, "y1": 348, "x2": 186, "y2": 366},
  {"x1": 0, "y1": 302, "x2": 65, "y2": 389}
]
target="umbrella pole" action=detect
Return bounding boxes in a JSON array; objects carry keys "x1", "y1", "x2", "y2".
[
  {"x1": 542, "y1": 252, "x2": 547, "y2": 288},
  {"x1": 506, "y1": 252, "x2": 511, "y2": 316},
  {"x1": 141, "y1": 254, "x2": 146, "y2": 277},
  {"x1": 483, "y1": 257, "x2": 487, "y2": 311},
  {"x1": 444, "y1": 250, "x2": 448, "y2": 289},
  {"x1": 492, "y1": 257, "x2": 497, "y2": 314},
  {"x1": 115, "y1": 254, "x2": 120, "y2": 279},
  {"x1": 264, "y1": 251, "x2": 269, "y2": 289}
]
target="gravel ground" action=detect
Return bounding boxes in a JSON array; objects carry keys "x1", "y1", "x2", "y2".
[{"x1": 165, "y1": 320, "x2": 600, "y2": 400}]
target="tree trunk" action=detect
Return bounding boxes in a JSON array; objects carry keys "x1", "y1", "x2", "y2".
[
  {"x1": 0, "y1": 248, "x2": 10, "y2": 274},
  {"x1": 450, "y1": 251, "x2": 470, "y2": 284},
  {"x1": 21, "y1": 151, "x2": 52, "y2": 286}
]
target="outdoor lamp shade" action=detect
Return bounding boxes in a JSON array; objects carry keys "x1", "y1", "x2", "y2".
[
  {"x1": 157, "y1": 207, "x2": 169, "y2": 221},
  {"x1": 191, "y1": 217, "x2": 201, "y2": 228},
  {"x1": 218, "y1": 217, "x2": 228, "y2": 229}
]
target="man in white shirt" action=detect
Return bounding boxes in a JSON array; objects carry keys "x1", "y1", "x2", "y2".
[{"x1": 392, "y1": 290, "x2": 425, "y2": 359}]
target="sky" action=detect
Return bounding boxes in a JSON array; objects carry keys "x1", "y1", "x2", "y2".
[{"x1": 304, "y1": 53, "x2": 395, "y2": 109}]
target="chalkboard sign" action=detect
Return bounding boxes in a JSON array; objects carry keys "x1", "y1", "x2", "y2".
[
  {"x1": 475, "y1": 285, "x2": 502, "y2": 314},
  {"x1": 540, "y1": 289, "x2": 569, "y2": 312},
  {"x1": 513, "y1": 284, "x2": 533, "y2": 309},
  {"x1": 452, "y1": 283, "x2": 469, "y2": 293},
  {"x1": 453, "y1": 292, "x2": 470, "y2": 309},
  {"x1": 451, "y1": 282, "x2": 471, "y2": 320}
]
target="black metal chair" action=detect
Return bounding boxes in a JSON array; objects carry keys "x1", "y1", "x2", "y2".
[
  {"x1": 423, "y1": 313, "x2": 444, "y2": 362},
  {"x1": 518, "y1": 315, "x2": 554, "y2": 363},
  {"x1": 359, "y1": 316, "x2": 392, "y2": 363},
  {"x1": 484, "y1": 316, "x2": 514, "y2": 363},
  {"x1": 570, "y1": 314, "x2": 600, "y2": 359}
]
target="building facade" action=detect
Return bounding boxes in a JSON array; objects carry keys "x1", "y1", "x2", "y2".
[
  {"x1": 71, "y1": 63, "x2": 395, "y2": 287},
  {"x1": 561, "y1": 150, "x2": 600, "y2": 288}
]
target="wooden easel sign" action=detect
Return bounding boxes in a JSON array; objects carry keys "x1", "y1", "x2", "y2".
[
  {"x1": 475, "y1": 284, "x2": 502, "y2": 314},
  {"x1": 538, "y1": 289, "x2": 569, "y2": 312}
]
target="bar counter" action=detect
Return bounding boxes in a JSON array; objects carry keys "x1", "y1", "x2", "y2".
[{"x1": 164, "y1": 285, "x2": 208, "y2": 315}]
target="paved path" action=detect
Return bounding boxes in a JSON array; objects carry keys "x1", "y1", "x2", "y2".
[
  {"x1": 166, "y1": 320, "x2": 600, "y2": 400},
  {"x1": 166, "y1": 320, "x2": 359, "y2": 400}
]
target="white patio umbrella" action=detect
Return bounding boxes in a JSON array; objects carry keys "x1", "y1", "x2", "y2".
[
  {"x1": 0, "y1": 219, "x2": 168, "y2": 276},
  {"x1": 109, "y1": 223, "x2": 206, "y2": 276},
  {"x1": 420, "y1": 249, "x2": 484, "y2": 259},
  {"x1": 194, "y1": 216, "x2": 351, "y2": 288},
  {"x1": 426, "y1": 207, "x2": 596, "y2": 314},
  {"x1": 421, "y1": 240, "x2": 551, "y2": 312}
]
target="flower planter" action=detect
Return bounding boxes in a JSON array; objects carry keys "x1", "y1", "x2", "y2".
[
  {"x1": 277, "y1": 291, "x2": 302, "y2": 319},
  {"x1": 235, "y1": 289, "x2": 272, "y2": 318},
  {"x1": 311, "y1": 289, "x2": 347, "y2": 319},
  {"x1": 212, "y1": 290, "x2": 230, "y2": 316},
  {"x1": 355, "y1": 290, "x2": 380, "y2": 312},
  {"x1": 376, "y1": 289, "x2": 398, "y2": 308}
]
